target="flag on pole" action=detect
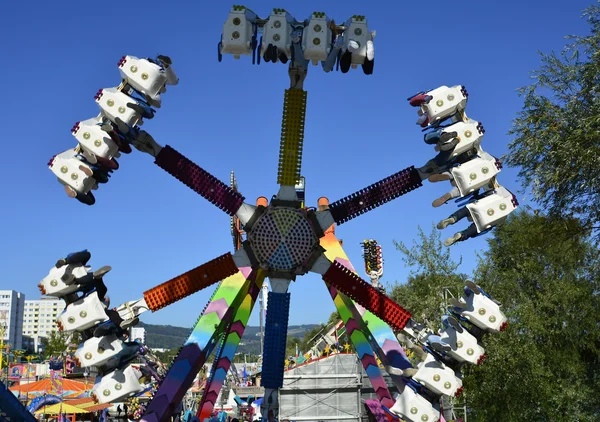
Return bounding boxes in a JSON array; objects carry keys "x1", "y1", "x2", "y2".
[
  {"x1": 295, "y1": 343, "x2": 299, "y2": 359},
  {"x1": 243, "y1": 364, "x2": 247, "y2": 383}
]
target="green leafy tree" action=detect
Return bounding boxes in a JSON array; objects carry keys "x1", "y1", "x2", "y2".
[
  {"x1": 285, "y1": 336, "x2": 301, "y2": 359},
  {"x1": 232, "y1": 353, "x2": 260, "y2": 364},
  {"x1": 43, "y1": 331, "x2": 70, "y2": 359},
  {"x1": 464, "y1": 211, "x2": 600, "y2": 421},
  {"x1": 506, "y1": 4, "x2": 600, "y2": 238},
  {"x1": 390, "y1": 225, "x2": 466, "y2": 327},
  {"x1": 153, "y1": 349, "x2": 179, "y2": 365},
  {"x1": 299, "y1": 324, "x2": 325, "y2": 353},
  {"x1": 327, "y1": 311, "x2": 341, "y2": 326}
]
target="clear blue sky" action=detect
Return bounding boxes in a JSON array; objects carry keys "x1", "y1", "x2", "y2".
[{"x1": 0, "y1": 0, "x2": 594, "y2": 329}]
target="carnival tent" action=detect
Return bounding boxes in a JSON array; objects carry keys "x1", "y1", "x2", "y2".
[
  {"x1": 34, "y1": 403, "x2": 87, "y2": 415},
  {"x1": 10, "y1": 378, "x2": 89, "y2": 396}
]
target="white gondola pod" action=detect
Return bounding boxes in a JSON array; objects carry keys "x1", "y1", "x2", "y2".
[
  {"x1": 39, "y1": 264, "x2": 89, "y2": 297},
  {"x1": 92, "y1": 364, "x2": 144, "y2": 404},
  {"x1": 260, "y1": 9, "x2": 293, "y2": 60},
  {"x1": 221, "y1": 6, "x2": 255, "y2": 58},
  {"x1": 441, "y1": 119, "x2": 484, "y2": 158},
  {"x1": 49, "y1": 150, "x2": 97, "y2": 194},
  {"x1": 457, "y1": 289, "x2": 508, "y2": 333},
  {"x1": 438, "y1": 324, "x2": 485, "y2": 365},
  {"x1": 451, "y1": 156, "x2": 500, "y2": 197},
  {"x1": 118, "y1": 56, "x2": 167, "y2": 103},
  {"x1": 466, "y1": 190, "x2": 516, "y2": 234},
  {"x1": 390, "y1": 386, "x2": 440, "y2": 422},
  {"x1": 412, "y1": 354, "x2": 463, "y2": 397},
  {"x1": 75, "y1": 335, "x2": 125, "y2": 368},
  {"x1": 71, "y1": 118, "x2": 119, "y2": 160},
  {"x1": 421, "y1": 85, "x2": 467, "y2": 125},
  {"x1": 341, "y1": 15, "x2": 371, "y2": 66},
  {"x1": 302, "y1": 12, "x2": 332, "y2": 65},
  {"x1": 95, "y1": 87, "x2": 142, "y2": 128},
  {"x1": 57, "y1": 291, "x2": 109, "y2": 332}
]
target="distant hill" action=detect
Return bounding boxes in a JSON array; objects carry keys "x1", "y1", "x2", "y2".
[{"x1": 139, "y1": 322, "x2": 319, "y2": 354}]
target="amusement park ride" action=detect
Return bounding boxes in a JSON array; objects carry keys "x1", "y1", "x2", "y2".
[{"x1": 39, "y1": 6, "x2": 518, "y2": 422}]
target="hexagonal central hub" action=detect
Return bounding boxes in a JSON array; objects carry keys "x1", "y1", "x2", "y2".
[{"x1": 247, "y1": 207, "x2": 318, "y2": 273}]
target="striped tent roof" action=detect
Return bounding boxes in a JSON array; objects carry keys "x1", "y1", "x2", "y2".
[{"x1": 34, "y1": 403, "x2": 87, "y2": 415}]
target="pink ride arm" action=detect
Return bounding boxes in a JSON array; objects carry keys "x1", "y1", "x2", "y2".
[{"x1": 155, "y1": 145, "x2": 245, "y2": 215}]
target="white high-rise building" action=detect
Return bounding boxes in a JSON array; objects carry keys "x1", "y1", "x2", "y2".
[
  {"x1": 22, "y1": 297, "x2": 65, "y2": 338},
  {"x1": 0, "y1": 290, "x2": 25, "y2": 350}
]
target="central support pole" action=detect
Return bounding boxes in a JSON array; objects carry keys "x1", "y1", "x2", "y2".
[{"x1": 261, "y1": 278, "x2": 292, "y2": 420}]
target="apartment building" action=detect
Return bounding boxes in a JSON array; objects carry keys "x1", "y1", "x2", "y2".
[
  {"x1": 0, "y1": 290, "x2": 25, "y2": 350},
  {"x1": 22, "y1": 297, "x2": 65, "y2": 338}
]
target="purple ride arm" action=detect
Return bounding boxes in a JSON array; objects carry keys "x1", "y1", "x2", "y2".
[
  {"x1": 328, "y1": 166, "x2": 423, "y2": 225},
  {"x1": 154, "y1": 145, "x2": 245, "y2": 215}
]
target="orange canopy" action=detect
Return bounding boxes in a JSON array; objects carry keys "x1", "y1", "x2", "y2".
[
  {"x1": 10, "y1": 378, "x2": 89, "y2": 394},
  {"x1": 64, "y1": 398, "x2": 95, "y2": 406}
]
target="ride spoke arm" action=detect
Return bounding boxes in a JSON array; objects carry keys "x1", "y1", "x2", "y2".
[
  {"x1": 312, "y1": 254, "x2": 411, "y2": 333},
  {"x1": 318, "y1": 166, "x2": 423, "y2": 226},
  {"x1": 142, "y1": 253, "x2": 239, "y2": 312},
  {"x1": 320, "y1": 231, "x2": 415, "y2": 390},
  {"x1": 276, "y1": 88, "x2": 307, "y2": 198},
  {"x1": 154, "y1": 144, "x2": 246, "y2": 216},
  {"x1": 324, "y1": 283, "x2": 395, "y2": 407},
  {"x1": 322, "y1": 260, "x2": 411, "y2": 331},
  {"x1": 142, "y1": 268, "x2": 258, "y2": 422},
  {"x1": 197, "y1": 271, "x2": 265, "y2": 420}
]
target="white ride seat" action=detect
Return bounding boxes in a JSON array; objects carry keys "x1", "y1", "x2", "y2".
[
  {"x1": 389, "y1": 385, "x2": 440, "y2": 422},
  {"x1": 439, "y1": 119, "x2": 484, "y2": 158},
  {"x1": 72, "y1": 117, "x2": 119, "y2": 161},
  {"x1": 261, "y1": 10, "x2": 293, "y2": 62},
  {"x1": 220, "y1": 6, "x2": 256, "y2": 59},
  {"x1": 92, "y1": 364, "x2": 144, "y2": 404},
  {"x1": 49, "y1": 149, "x2": 97, "y2": 195},
  {"x1": 451, "y1": 155, "x2": 500, "y2": 197},
  {"x1": 454, "y1": 286, "x2": 508, "y2": 333},
  {"x1": 118, "y1": 55, "x2": 173, "y2": 106},
  {"x1": 340, "y1": 15, "x2": 373, "y2": 67},
  {"x1": 75, "y1": 334, "x2": 126, "y2": 368},
  {"x1": 466, "y1": 187, "x2": 517, "y2": 234},
  {"x1": 302, "y1": 12, "x2": 332, "y2": 65},
  {"x1": 57, "y1": 291, "x2": 109, "y2": 332},
  {"x1": 410, "y1": 85, "x2": 468, "y2": 127},
  {"x1": 39, "y1": 263, "x2": 89, "y2": 297},
  {"x1": 95, "y1": 87, "x2": 143, "y2": 128},
  {"x1": 412, "y1": 353, "x2": 462, "y2": 397},
  {"x1": 438, "y1": 323, "x2": 485, "y2": 364}
]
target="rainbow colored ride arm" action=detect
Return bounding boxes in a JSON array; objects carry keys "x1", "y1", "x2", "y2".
[
  {"x1": 154, "y1": 145, "x2": 246, "y2": 216},
  {"x1": 141, "y1": 266, "x2": 259, "y2": 422},
  {"x1": 321, "y1": 232, "x2": 414, "y2": 390},
  {"x1": 325, "y1": 280, "x2": 396, "y2": 408},
  {"x1": 196, "y1": 271, "x2": 265, "y2": 420},
  {"x1": 324, "y1": 166, "x2": 423, "y2": 225}
]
